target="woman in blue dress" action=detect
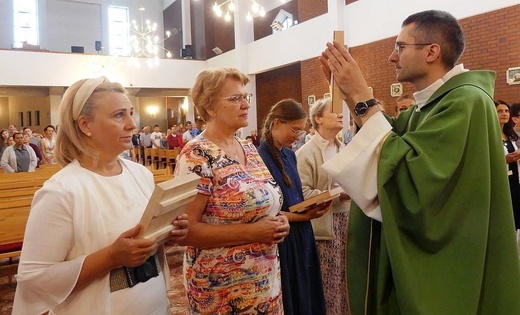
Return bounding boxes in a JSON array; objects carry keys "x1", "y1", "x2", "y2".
[{"x1": 257, "y1": 99, "x2": 329, "y2": 315}]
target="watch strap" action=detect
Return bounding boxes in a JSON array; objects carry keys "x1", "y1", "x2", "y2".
[{"x1": 365, "y1": 98, "x2": 379, "y2": 107}]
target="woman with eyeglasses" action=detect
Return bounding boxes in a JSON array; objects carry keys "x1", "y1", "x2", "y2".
[
  {"x1": 175, "y1": 68, "x2": 290, "y2": 314},
  {"x1": 296, "y1": 97, "x2": 350, "y2": 315},
  {"x1": 258, "y1": 99, "x2": 328, "y2": 315}
]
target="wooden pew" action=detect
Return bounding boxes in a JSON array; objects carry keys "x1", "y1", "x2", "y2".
[
  {"x1": 166, "y1": 149, "x2": 180, "y2": 174},
  {"x1": 154, "y1": 174, "x2": 173, "y2": 184},
  {"x1": 0, "y1": 168, "x2": 58, "y2": 283},
  {"x1": 150, "y1": 168, "x2": 168, "y2": 176},
  {"x1": 0, "y1": 200, "x2": 32, "y2": 283},
  {"x1": 0, "y1": 165, "x2": 175, "y2": 283},
  {"x1": 0, "y1": 187, "x2": 40, "y2": 200}
]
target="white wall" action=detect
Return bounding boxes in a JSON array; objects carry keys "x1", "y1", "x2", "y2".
[
  {"x1": 46, "y1": 0, "x2": 102, "y2": 53},
  {"x1": 9, "y1": 96, "x2": 51, "y2": 131},
  {"x1": 344, "y1": 0, "x2": 520, "y2": 47},
  {"x1": 0, "y1": 1, "x2": 14, "y2": 49},
  {"x1": 0, "y1": 49, "x2": 205, "y2": 88},
  {"x1": 246, "y1": 14, "x2": 333, "y2": 74}
]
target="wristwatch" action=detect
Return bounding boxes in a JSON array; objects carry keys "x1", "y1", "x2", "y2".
[{"x1": 354, "y1": 99, "x2": 379, "y2": 117}]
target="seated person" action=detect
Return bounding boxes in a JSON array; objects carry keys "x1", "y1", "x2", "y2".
[
  {"x1": 167, "y1": 125, "x2": 184, "y2": 149},
  {"x1": 23, "y1": 132, "x2": 43, "y2": 167},
  {"x1": 1, "y1": 132, "x2": 37, "y2": 173}
]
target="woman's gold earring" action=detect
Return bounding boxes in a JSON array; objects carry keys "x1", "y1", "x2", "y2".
[{"x1": 86, "y1": 132, "x2": 91, "y2": 137}]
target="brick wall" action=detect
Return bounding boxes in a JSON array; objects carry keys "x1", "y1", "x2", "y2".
[
  {"x1": 163, "y1": 1, "x2": 183, "y2": 59},
  {"x1": 349, "y1": 37, "x2": 414, "y2": 115},
  {"x1": 190, "y1": 0, "x2": 235, "y2": 60},
  {"x1": 301, "y1": 58, "x2": 330, "y2": 113},
  {"x1": 297, "y1": 4, "x2": 520, "y2": 116},
  {"x1": 254, "y1": 1, "x2": 298, "y2": 41},
  {"x1": 254, "y1": 0, "x2": 328, "y2": 41},
  {"x1": 256, "y1": 63, "x2": 302, "y2": 130},
  {"x1": 458, "y1": 5, "x2": 520, "y2": 104},
  {"x1": 298, "y1": 0, "x2": 328, "y2": 23},
  {"x1": 204, "y1": 1, "x2": 235, "y2": 59}
]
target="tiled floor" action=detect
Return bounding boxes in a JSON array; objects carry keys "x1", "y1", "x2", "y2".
[{"x1": 0, "y1": 246, "x2": 188, "y2": 315}]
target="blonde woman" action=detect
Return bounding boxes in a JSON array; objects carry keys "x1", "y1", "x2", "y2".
[{"x1": 13, "y1": 77, "x2": 188, "y2": 314}]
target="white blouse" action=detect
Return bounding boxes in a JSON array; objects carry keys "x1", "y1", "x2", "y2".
[{"x1": 13, "y1": 159, "x2": 169, "y2": 315}]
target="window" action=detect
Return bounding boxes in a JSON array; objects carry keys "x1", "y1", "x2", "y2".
[
  {"x1": 18, "y1": 112, "x2": 24, "y2": 127},
  {"x1": 35, "y1": 110, "x2": 40, "y2": 126},
  {"x1": 108, "y1": 6, "x2": 129, "y2": 56},
  {"x1": 13, "y1": 0, "x2": 39, "y2": 48}
]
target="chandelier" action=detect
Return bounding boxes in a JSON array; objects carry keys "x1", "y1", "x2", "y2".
[
  {"x1": 213, "y1": 0, "x2": 266, "y2": 22},
  {"x1": 128, "y1": 4, "x2": 172, "y2": 67}
]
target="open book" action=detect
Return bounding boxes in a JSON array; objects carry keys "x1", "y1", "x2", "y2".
[
  {"x1": 137, "y1": 173, "x2": 200, "y2": 243},
  {"x1": 289, "y1": 186, "x2": 343, "y2": 213}
]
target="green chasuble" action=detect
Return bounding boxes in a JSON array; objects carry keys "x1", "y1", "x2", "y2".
[{"x1": 347, "y1": 71, "x2": 520, "y2": 315}]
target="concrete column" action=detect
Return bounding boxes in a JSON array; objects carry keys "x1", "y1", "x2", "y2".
[
  {"x1": 181, "y1": 0, "x2": 192, "y2": 46},
  {"x1": 48, "y1": 87, "x2": 64, "y2": 126},
  {"x1": 234, "y1": 0, "x2": 257, "y2": 134}
]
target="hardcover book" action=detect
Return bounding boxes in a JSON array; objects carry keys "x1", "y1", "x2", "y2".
[{"x1": 289, "y1": 186, "x2": 343, "y2": 213}]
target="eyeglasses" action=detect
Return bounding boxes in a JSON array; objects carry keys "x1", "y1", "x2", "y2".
[
  {"x1": 394, "y1": 42, "x2": 432, "y2": 55},
  {"x1": 285, "y1": 124, "x2": 306, "y2": 137},
  {"x1": 222, "y1": 93, "x2": 253, "y2": 105}
]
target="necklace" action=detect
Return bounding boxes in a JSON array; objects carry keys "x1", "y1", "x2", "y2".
[{"x1": 211, "y1": 135, "x2": 242, "y2": 161}]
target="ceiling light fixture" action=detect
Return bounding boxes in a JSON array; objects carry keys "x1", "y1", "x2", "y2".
[
  {"x1": 213, "y1": 0, "x2": 266, "y2": 22},
  {"x1": 128, "y1": 4, "x2": 172, "y2": 68}
]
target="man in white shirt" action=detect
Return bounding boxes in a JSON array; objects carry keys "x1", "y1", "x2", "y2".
[
  {"x1": 319, "y1": 9, "x2": 520, "y2": 314},
  {"x1": 182, "y1": 121, "x2": 194, "y2": 143},
  {"x1": 150, "y1": 125, "x2": 162, "y2": 149}
]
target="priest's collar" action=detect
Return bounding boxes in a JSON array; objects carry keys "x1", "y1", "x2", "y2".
[{"x1": 413, "y1": 64, "x2": 468, "y2": 111}]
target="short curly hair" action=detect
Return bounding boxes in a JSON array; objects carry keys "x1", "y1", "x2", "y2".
[{"x1": 190, "y1": 68, "x2": 249, "y2": 122}]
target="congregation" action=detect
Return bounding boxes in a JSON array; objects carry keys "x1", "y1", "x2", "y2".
[{"x1": 1, "y1": 7, "x2": 520, "y2": 315}]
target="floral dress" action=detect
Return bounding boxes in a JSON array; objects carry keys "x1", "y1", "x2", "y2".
[{"x1": 175, "y1": 135, "x2": 283, "y2": 315}]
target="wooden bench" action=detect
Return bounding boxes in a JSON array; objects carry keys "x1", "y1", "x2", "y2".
[
  {"x1": 150, "y1": 168, "x2": 168, "y2": 176},
  {"x1": 0, "y1": 200, "x2": 32, "y2": 283},
  {"x1": 0, "y1": 169, "x2": 58, "y2": 283},
  {"x1": 154, "y1": 174, "x2": 173, "y2": 184},
  {"x1": 0, "y1": 165, "x2": 176, "y2": 283},
  {"x1": 166, "y1": 149, "x2": 180, "y2": 174},
  {"x1": 0, "y1": 187, "x2": 39, "y2": 200}
]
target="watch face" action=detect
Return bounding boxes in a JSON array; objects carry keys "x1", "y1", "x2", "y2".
[{"x1": 355, "y1": 102, "x2": 369, "y2": 116}]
